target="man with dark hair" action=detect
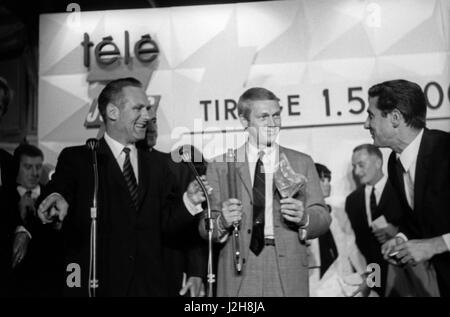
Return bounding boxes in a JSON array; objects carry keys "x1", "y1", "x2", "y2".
[
  {"x1": 37, "y1": 77, "x2": 208, "y2": 296},
  {"x1": 345, "y1": 144, "x2": 402, "y2": 296},
  {"x1": 365, "y1": 79, "x2": 450, "y2": 296},
  {"x1": 0, "y1": 77, "x2": 31, "y2": 297},
  {"x1": 10, "y1": 143, "x2": 64, "y2": 296},
  {"x1": 200, "y1": 87, "x2": 330, "y2": 297}
]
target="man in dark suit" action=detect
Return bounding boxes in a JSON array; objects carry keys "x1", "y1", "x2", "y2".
[
  {"x1": 137, "y1": 118, "x2": 207, "y2": 297},
  {"x1": 365, "y1": 79, "x2": 450, "y2": 296},
  {"x1": 37, "y1": 77, "x2": 207, "y2": 297},
  {"x1": 9, "y1": 143, "x2": 64, "y2": 296},
  {"x1": 345, "y1": 144, "x2": 402, "y2": 296},
  {"x1": 0, "y1": 77, "x2": 31, "y2": 297}
]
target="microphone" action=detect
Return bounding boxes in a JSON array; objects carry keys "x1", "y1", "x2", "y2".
[
  {"x1": 179, "y1": 146, "x2": 216, "y2": 297},
  {"x1": 86, "y1": 138, "x2": 99, "y2": 297}
]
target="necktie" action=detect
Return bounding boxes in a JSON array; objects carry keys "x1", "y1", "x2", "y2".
[
  {"x1": 122, "y1": 147, "x2": 139, "y2": 210},
  {"x1": 250, "y1": 152, "x2": 265, "y2": 256},
  {"x1": 370, "y1": 187, "x2": 381, "y2": 221},
  {"x1": 395, "y1": 159, "x2": 413, "y2": 211}
]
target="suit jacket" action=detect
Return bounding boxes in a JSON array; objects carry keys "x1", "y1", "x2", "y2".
[
  {"x1": 0, "y1": 149, "x2": 18, "y2": 296},
  {"x1": 200, "y1": 144, "x2": 330, "y2": 297},
  {"x1": 44, "y1": 138, "x2": 196, "y2": 296},
  {"x1": 387, "y1": 128, "x2": 450, "y2": 296},
  {"x1": 345, "y1": 180, "x2": 402, "y2": 295},
  {"x1": 151, "y1": 149, "x2": 207, "y2": 296},
  {"x1": 8, "y1": 184, "x2": 64, "y2": 296}
]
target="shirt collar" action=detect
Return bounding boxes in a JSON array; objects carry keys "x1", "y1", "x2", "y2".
[
  {"x1": 246, "y1": 141, "x2": 277, "y2": 163},
  {"x1": 373, "y1": 173, "x2": 388, "y2": 194},
  {"x1": 104, "y1": 132, "x2": 137, "y2": 159},
  {"x1": 397, "y1": 129, "x2": 424, "y2": 172},
  {"x1": 17, "y1": 184, "x2": 40, "y2": 199}
]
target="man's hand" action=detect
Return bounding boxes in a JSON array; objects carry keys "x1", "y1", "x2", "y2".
[
  {"x1": 37, "y1": 193, "x2": 68, "y2": 226},
  {"x1": 373, "y1": 224, "x2": 398, "y2": 244},
  {"x1": 179, "y1": 276, "x2": 205, "y2": 297},
  {"x1": 381, "y1": 236, "x2": 406, "y2": 265},
  {"x1": 186, "y1": 176, "x2": 212, "y2": 206},
  {"x1": 11, "y1": 232, "x2": 30, "y2": 268},
  {"x1": 392, "y1": 238, "x2": 446, "y2": 266},
  {"x1": 221, "y1": 199, "x2": 242, "y2": 228},
  {"x1": 280, "y1": 197, "x2": 306, "y2": 225},
  {"x1": 350, "y1": 278, "x2": 371, "y2": 297},
  {"x1": 18, "y1": 193, "x2": 36, "y2": 221}
]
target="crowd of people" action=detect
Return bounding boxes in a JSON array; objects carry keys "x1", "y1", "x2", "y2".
[{"x1": 0, "y1": 76, "x2": 449, "y2": 297}]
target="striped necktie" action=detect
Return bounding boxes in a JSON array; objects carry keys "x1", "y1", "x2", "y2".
[{"x1": 122, "y1": 147, "x2": 139, "y2": 210}]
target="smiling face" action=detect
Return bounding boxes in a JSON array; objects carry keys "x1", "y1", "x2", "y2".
[
  {"x1": 240, "y1": 99, "x2": 281, "y2": 147},
  {"x1": 107, "y1": 86, "x2": 151, "y2": 145},
  {"x1": 351, "y1": 149, "x2": 382, "y2": 186},
  {"x1": 364, "y1": 96, "x2": 396, "y2": 148}
]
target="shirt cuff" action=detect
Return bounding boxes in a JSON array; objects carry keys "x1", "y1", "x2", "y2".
[
  {"x1": 183, "y1": 192, "x2": 203, "y2": 216},
  {"x1": 396, "y1": 232, "x2": 408, "y2": 242},
  {"x1": 15, "y1": 226, "x2": 32, "y2": 240},
  {"x1": 442, "y1": 234, "x2": 450, "y2": 252}
]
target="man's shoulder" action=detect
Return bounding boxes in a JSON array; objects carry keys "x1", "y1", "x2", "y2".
[
  {"x1": 279, "y1": 146, "x2": 313, "y2": 161},
  {"x1": 0, "y1": 148, "x2": 12, "y2": 161},
  {"x1": 346, "y1": 186, "x2": 364, "y2": 203}
]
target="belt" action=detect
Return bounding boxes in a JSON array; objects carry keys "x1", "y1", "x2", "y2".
[{"x1": 264, "y1": 238, "x2": 275, "y2": 246}]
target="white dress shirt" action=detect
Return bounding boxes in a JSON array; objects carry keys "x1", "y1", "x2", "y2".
[
  {"x1": 364, "y1": 174, "x2": 388, "y2": 227},
  {"x1": 104, "y1": 132, "x2": 139, "y2": 183},
  {"x1": 247, "y1": 142, "x2": 277, "y2": 240}
]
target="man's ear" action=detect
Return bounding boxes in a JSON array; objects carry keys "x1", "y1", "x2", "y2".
[
  {"x1": 390, "y1": 109, "x2": 402, "y2": 128},
  {"x1": 106, "y1": 103, "x2": 119, "y2": 121},
  {"x1": 239, "y1": 115, "x2": 248, "y2": 129}
]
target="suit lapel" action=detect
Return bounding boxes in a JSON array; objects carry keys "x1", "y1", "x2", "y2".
[
  {"x1": 136, "y1": 149, "x2": 149, "y2": 211},
  {"x1": 414, "y1": 129, "x2": 431, "y2": 215},
  {"x1": 235, "y1": 145, "x2": 252, "y2": 202},
  {"x1": 98, "y1": 138, "x2": 135, "y2": 215}
]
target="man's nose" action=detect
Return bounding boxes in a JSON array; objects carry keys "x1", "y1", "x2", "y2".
[
  {"x1": 141, "y1": 108, "x2": 151, "y2": 120},
  {"x1": 363, "y1": 117, "x2": 370, "y2": 129}
]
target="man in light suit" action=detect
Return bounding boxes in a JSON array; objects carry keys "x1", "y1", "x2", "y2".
[
  {"x1": 199, "y1": 87, "x2": 330, "y2": 297},
  {"x1": 365, "y1": 79, "x2": 450, "y2": 296},
  {"x1": 37, "y1": 77, "x2": 207, "y2": 296}
]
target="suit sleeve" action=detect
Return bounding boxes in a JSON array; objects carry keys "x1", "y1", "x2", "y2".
[
  {"x1": 40, "y1": 148, "x2": 78, "y2": 207},
  {"x1": 160, "y1": 159, "x2": 197, "y2": 239},
  {"x1": 302, "y1": 156, "x2": 331, "y2": 240}
]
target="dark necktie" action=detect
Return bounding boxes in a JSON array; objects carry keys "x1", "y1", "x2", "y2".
[
  {"x1": 318, "y1": 208, "x2": 338, "y2": 277},
  {"x1": 250, "y1": 153, "x2": 265, "y2": 256},
  {"x1": 370, "y1": 187, "x2": 381, "y2": 221},
  {"x1": 122, "y1": 147, "x2": 139, "y2": 210}
]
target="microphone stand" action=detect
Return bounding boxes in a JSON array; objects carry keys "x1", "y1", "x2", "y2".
[
  {"x1": 86, "y1": 139, "x2": 99, "y2": 297},
  {"x1": 181, "y1": 152, "x2": 215, "y2": 297},
  {"x1": 227, "y1": 149, "x2": 242, "y2": 273}
]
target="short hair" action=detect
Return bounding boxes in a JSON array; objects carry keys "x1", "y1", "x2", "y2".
[
  {"x1": 97, "y1": 77, "x2": 143, "y2": 122},
  {"x1": 315, "y1": 163, "x2": 331, "y2": 180},
  {"x1": 368, "y1": 79, "x2": 426, "y2": 129},
  {"x1": 13, "y1": 143, "x2": 44, "y2": 163},
  {"x1": 237, "y1": 87, "x2": 280, "y2": 120},
  {"x1": 353, "y1": 143, "x2": 383, "y2": 162},
  {"x1": 0, "y1": 77, "x2": 12, "y2": 116}
]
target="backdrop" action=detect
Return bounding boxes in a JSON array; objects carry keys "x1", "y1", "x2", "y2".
[{"x1": 39, "y1": 0, "x2": 450, "y2": 209}]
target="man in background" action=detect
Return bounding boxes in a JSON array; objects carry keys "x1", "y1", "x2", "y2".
[
  {"x1": 345, "y1": 144, "x2": 401, "y2": 296},
  {"x1": 0, "y1": 77, "x2": 30, "y2": 297}
]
